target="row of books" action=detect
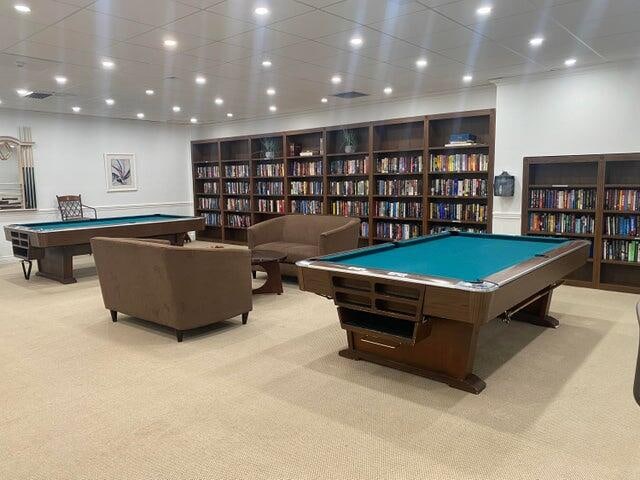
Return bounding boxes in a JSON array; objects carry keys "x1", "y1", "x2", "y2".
[
  {"x1": 429, "y1": 153, "x2": 488, "y2": 172},
  {"x1": 291, "y1": 199, "x2": 322, "y2": 215},
  {"x1": 603, "y1": 239, "x2": 640, "y2": 263},
  {"x1": 202, "y1": 213, "x2": 221, "y2": 226},
  {"x1": 375, "y1": 201, "x2": 422, "y2": 218},
  {"x1": 257, "y1": 199, "x2": 285, "y2": 213},
  {"x1": 198, "y1": 197, "x2": 219, "y2": 210},
  {"x1": 430, "y1": 226, "x2": 486, "y2": 234},
  {"x1": 430, "y1": 178, "x2": 487, "y2": 197},
  {"x1": 290, "y1": 160, "x2": 322, "y2": 176},
  {"x1": 529, "y1": 188, "x2": 596, "y2": 210},
  {"x1": 256, "y1": 181, "x2": 284, "y2": 196},
  {"x1": 195, "y1": 165, "x2": 219, "y2": 178},
  {"x1": 224, "y1": 181, "x2": 250, "y2": 195},
  {"x1": 224, "y1": 165, "x2": 250, "y2": 178},
  {"x1": 329, "y1": 180, "x2": 368, "y2": 196},
  {"x1": 604, "y1": 215, "x2": 639, "y2": 237},
  {"x1": 376, "y1": 222, "x2": 421, "y2": 240},
  {"x1": 226, "y1": 198, "x2": 250, "y2": 212},
  {"x1": 430, "y1": 203, "x2": 487, "y2": 222},
  {"x1": 290, "y1": 181, "x2": 322, "y2": 195},
  {"x1": 227, "y1": 213, "x2": 251, "y2": 228},
  {"x1": 376, "y1": 179, "x2": 421, "y2": 196},
  {"x1": 376, "y1": 155, "x2": 422, "y2": 174},
  {"x1": 202, "y1": 182, "x2": 219, "y2": 194},
  {"x1": 330, "y1": 158, "x2": 368, "y2": 175},
  {"x1": 528, "y1": 213, "x2": 595, "y2": 234},
  {"x1": 605, "y1": 189, "x2": 639, "y2": 211},
  {"x1": 330, "y1": 200, "x2": 369, "y2": 217},
  {"x1": 256, "y1": 163, "x2": 284, "y2": 177},
  {"x1": 360, "y1": 221, "x2": 369, "y2": 238}
]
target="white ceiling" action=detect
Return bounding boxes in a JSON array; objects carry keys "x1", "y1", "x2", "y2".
[{"x1": 0, "y1": 0, "x2": 638, "y2": 124}]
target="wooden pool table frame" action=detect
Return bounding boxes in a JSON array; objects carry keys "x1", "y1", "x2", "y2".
[
  {"x1": 4, "y1": 215, "x2": 205, "y2": 284},
  {"x1": 297, "y1": 234, "x2": 590, "y2": 393}
]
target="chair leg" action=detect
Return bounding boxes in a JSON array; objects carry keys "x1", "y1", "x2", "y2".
[
  {"x1": 21, "y1": 260, "x2": 32, "y2": 280},
  {"x1": 176, "y1": 330, "x2": 183, "y2": 342},
  {"x1": 110, "y1": 310, "x2": 117, "y2": 322},
  {"x1": 242, "y1": 312, "x2": 249, "y2": 325},
  {"x1": 252, "y1": 270, "x2": 257, "y2": 279}
]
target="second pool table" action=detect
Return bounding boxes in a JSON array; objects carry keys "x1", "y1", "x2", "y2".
[{"x1": 297, "y1": 231, "x2": 590, "y2": 393}]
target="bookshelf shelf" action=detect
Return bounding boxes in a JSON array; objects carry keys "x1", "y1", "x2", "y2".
[
  {"x1": 526, "y1": 231, "x2": 595, "y2": 238},
  {"x1": 428, "y1": 144, "x2": 490, "y2": 151},
  {"x1": 601, "y1": 259, "x2": 640, "y2": 267},
  {"x1": 373, "y1": 148, "x2": 423, "y2": 154},
  {"x1": 528, "y1": 208, "x2": 595, "y2": 213},
  {"x1": 428, "y1": 195, "x2": 488, "y2": 200},
  {"x1": 374, "y1": 216, "x2": 422, "y2": 221},
  {"x1": 430, "y1": 219, "x2": 487, "y2": 225},
  {"x1": 604, "y1": 209, "x2": 640, "y2": 214},
  {"x1": 428, "y1": 170, "x2": 489, "y2": 175},
  {"x1": 326, "y1": 151, "x2": 369, "y2": 157}
]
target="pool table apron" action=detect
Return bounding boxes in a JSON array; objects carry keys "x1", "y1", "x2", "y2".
[{"x1": 298, "y1": 243, "x2": 589, "y2": 394}]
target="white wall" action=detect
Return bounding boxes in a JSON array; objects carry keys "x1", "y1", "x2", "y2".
[
  {"x1": 0, "y1": 109, "x2": 192, "y2": 261},
  {"x1": 494, "y1": 61, "x2": 640, "y2": 233}
]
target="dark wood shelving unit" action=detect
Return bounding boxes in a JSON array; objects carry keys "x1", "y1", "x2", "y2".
[{"x1": 522, "y1": 153, "x2": 640, "y2": 293}]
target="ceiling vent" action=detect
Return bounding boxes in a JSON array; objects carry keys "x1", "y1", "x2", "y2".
[
  {"x1": 24, "y1": 91, "x2": 53, "y2": 100},
  {"x1": 332, "y1": 91, "x2": 369, "y2": 99}
]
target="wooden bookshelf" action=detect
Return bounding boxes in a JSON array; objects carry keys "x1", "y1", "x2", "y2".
[
  {"x1": 191, "y1": 109, "x2": 496, "y2": 245},
  {"x1": 522, "y1": 153, "x2": 640, "y2": 293}
]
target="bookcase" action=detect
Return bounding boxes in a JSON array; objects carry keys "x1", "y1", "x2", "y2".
[
  {"x1": 191, "y1": 109, "x2": 496, "y2": 246},
  {"x1": 522, "y1": 153, "x2": 640, "y2": 293}
]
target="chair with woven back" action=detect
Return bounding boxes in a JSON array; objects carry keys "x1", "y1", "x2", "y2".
[{"x1": 56, "y1": 194, "x2": 97, "y2": 221}]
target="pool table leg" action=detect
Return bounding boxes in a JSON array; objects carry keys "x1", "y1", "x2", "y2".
[
  {"x1": 36, "y1": 247, "x2": 76, "y2": 284},
  {"x1": 511, "y1": 287, "x2": 559, "y2": 329}
]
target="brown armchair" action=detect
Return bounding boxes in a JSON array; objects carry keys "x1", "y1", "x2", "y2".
[
  {"x1": 635, "y1": 302, "x2": 639, "y2": 406},
  {"x1": 247, "y1": 215, "x2": 360, "y2": 277},
  {"x1": 91, "y1": 237, "x2": 252, "y2": 342},
  {"x1": 57, "y1": 194, "x2": 97, "y2": 221}
]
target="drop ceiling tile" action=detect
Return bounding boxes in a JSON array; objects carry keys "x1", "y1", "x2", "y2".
[
  {"x1": 522, "y1": 42, "x2": 603, "y2": 68},
  {"x1": 431, "y1": 41, "x2": 526, "y2": 69},
  {"x1": 207, "y1": 0, "x2": 315, "y2": 25},
  {"x1": 549, "y1": 0, "x2": 640, "y2": 26},
  {"x1": 432, "y1": 0, "x2": 540, "y2": 26},
  {"x1": 497, "y1": 29, "x2": 586, "y2": 57},
  {"x1": 183, "y1": 42, "x2": 255, "y2": 62},
  {"x1": 0, "y1": 15, "x2": 48, "y2": 51},
  {"x1": 126, "y1": 28, "x2": 213, "y2": 53},
  {"x1": 357, "y1": 39, "x2": 430, "y2": 63},
  {"x1": 403, "y1": 26, "x2": 484, "y2": 52},
  {"x1": 269, "y1": 10, "x2": 359, "y2": 39},
  {"x1": 291, "y1": 0, "x2": 338, "y2": 8},
  {"x1": 54, "y1": 10, "x2": 155, "y2": 42},
  {"x1": 309, "y1": 52, "x2": 391, "y2": 80},
  {"x1": 582, "y1": 31, "x2": 640, "y2": 61},
  {"x1": 272, "y1": 40, "x2": 346, "y2": 61},
  {"x1": 90, "y1": 0, "x2": 199, "y2": 26},
  {"x1": 165, "y1": 11, "x2": 257, "y2": 41},
  {"x1": 223, "y1": 28, "x2": 304, "y2": 51},
  {"x1": 27, "y1": 27, "x2": 117, "y2": 53},
  {"x1": 316, "y1": 27, "x2": 394, "y2": 52},
  {"x1": 322, "y1": 0, "x2": 427, "y2": 25},
  {"x1": 369, "y1": 9, "x2": 460, "y2": 41},
  {"x1": 467, "y1": 11, "x2": 558, "y2": 41},
  {"x1": 5, "y1": 41, "x2": 106, "y2": 69},
  {"x1": 0, "y1": 0, "x2": 80, "y2": 25},
  {"x1": 568, "y1": 11, "x2": 640, "y2": 41}
]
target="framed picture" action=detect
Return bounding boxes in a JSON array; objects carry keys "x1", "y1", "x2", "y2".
[{"x1": 104, "y1": 153, "x2": 137, "y2": 192}]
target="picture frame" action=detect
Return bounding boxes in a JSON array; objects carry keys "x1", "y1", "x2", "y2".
[{"x1": 104, "y1": 153, "x2": 137, "y2": 192}]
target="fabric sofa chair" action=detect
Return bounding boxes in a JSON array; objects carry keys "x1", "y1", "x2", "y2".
[
  {"x1": 91, "y1": 237, "x2": 252, "y2": 342},
  {"x1": 247, "y1": 215, "x2": 360, "y2": 277},
  {"x1": 635, "y1": 302, "x2": 640, "y2": 406}
]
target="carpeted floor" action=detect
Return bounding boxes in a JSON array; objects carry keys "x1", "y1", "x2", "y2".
[{"x1": 1, "y1": 245, "x2": 639, "y2": 479}]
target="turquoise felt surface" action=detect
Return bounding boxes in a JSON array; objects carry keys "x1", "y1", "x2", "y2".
[
  {"x1": 18, "y1": 214, "x2": 188, "y2": 232},
  {"x1": 322, "y1": 232, "x2": 572, "y2": 282}
]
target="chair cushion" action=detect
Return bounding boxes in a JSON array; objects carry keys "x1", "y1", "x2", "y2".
[{"x1": 256, "y1": 242, "x2": 319, "y2": 264}]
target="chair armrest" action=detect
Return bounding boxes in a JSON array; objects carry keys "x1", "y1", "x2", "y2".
[
  {"x1": 132, "y1": 238, "x2": 172, "y2": 245},
  {"x1": 82, "y1": 204, "x2": 98, "y2": 219},
  {"x1": 247, "y1": 217, "x2": 284, "y2": 250},
  {"x1": 319, "y1": 219, "x2": 360, "y2": 255}
]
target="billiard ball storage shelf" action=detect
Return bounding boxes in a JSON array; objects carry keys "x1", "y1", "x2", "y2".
[
  {"x1": 191, "y1": 109, "x2": 495, "y2": 245},
  {"x1": 522, "y1": 153, "x2": 640, "y2": 293}
]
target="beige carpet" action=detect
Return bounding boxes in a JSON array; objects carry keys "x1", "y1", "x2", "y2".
[{"x1": 1, "y1": 246, "x2": 639, "y2": 479}]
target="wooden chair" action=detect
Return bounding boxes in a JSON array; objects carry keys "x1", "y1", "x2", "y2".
[
  {"x1": 635, "y1": 302, "x2": 640, "y2": 406},
  {"x1": 56, "y1": 194, "x2": 97, "y2": 221}
]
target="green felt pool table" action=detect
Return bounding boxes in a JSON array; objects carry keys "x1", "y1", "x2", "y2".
[
  {"x1": 4, "y1": 214, "x2": 204, "y2": 284},
  {"x1": 297, "y1": 231, "x2": 590, "y2": 393}
]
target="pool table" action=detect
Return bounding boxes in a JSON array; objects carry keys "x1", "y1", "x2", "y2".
[
  {"x1": 297, "y1": 231, "x2": 590, "y2": 393},
  {"x1": 4, "y1": 214, "x2": 204, "y2": 284}
]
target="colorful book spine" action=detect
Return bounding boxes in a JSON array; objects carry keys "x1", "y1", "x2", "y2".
[
  {"x1": 429, "y1": 226, "x2": 486, "y2": 234},
  {"x1": 257, "y1": 199, "x2": 285, "y2": 213},
  {"x1": 374, "y1": 201, "x2": 422, "y2": 218},
  {"x1": 329, "y1": 180, "x2": 368, "y2": 196},
  {"x1": 225, "y1": 198, "x2": 251, "y2": 212},
  {"x1": 198, "y1": 197, "x2": 220, "y2": 210},
  {"x1": 375, "y1": 155, "x2": 422, "y2": 174},
  {"x1": 224, "y1": 181, "x2": 250, "y2": 194},
  {"x1": 375, "y1": 222, "x2": 420, "y2": 240},
  {"x1": 329, "y1": 157, "x2": 369, "y2": 175},
  {"x1": 256, "y1": 163, "x2": 284, "y2": 177},
  {"x1": 290, "y1": 200, "x2": 323, "y2": 214},
  {"x1": 376, "y1": 179, "x2": 421, "y2": 196},
  {"x1": 429, "y1": 153, "x2": 488, "y2": 172},
  {"x1": 528, "y1": 213, "x2": 595, "y2": 234},
  {"x1": 202, "y1": 212, "x2": 221, "y2": 226},
  {"x1": 224, "y1": 164, "x2": 250, "y2": 177},
  {"x1": 226, "y1": 213, "x2": 251, "y2": 227},
  {"x1": 202, "y1": 182, "x2": 219, "y2": 194},
  {"x1": 529, "y1": 188, "x2": 596, "y2": 209},
  {"x1": 604, "y1": 215, "x2": 639, "y2": 236},
  {"x1": 290, "y1": 181, "x2": 323, "y2": 195},
  {"x1": 431, "y1": 178, "x2": 487, "y2": 197},
  {"x1": 330, "y1": 200, "x2": 369, "y2": 216},
  {"x1": 360, "y1": 221, "x2": 369, "y2": 238},
  {"x1": 289, "y1": 160, "x2": 323, "y2": 176},
  {"x1": 605, "y1": 188, "x2": 640, "y2": 211},
  {"x1": 255, "y1": 181, "x2": 284, "y2": 196},
  {"x1": 603, "y1": 239, "x2": 640, "y2": 263},
  {"x1": 195, "y1": 165, "x2": 220, "y2": 178},
  {"x1": 430, "y1": 203, "x2": 487, "y2": 222}
]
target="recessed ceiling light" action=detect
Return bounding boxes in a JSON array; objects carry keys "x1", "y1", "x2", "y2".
[
  {"x1": 476, "y1": 5, "x2": 492, "y2": 16},
  {"x1": 101, "y1": 59, "x2": 115, "y2": 69},
  {"x1": 415, "y1": 58, "x2": 428, "y2": 68},
  {"x1": 163, "y1": 39, "x2": 178, "y2": 48},
  {"x1": 0, "y1": 99, "x2": 3, "y2": 105},
  {"x1": 564, "y1": 57, "x2": 577, "y2": 66},
  {"x1": 14, "y1": 4, "x2": 31, "y2": 14},
  {"x1": 105, "y1": 98, "x2": 115, "y2": 106},
  {"x1": 145, "y1": 89, "x2": 155, "y2": 95},
  {"x1": 54, "y1": 75, "x2": 67, "y2": 85},
  {"x1": 266, "y1": 87, "x2": 276, "y2": 96},
  {"x1": 16, "y1": 88, "x2": 31, "y2": 97},
  {"x1": 214, "y1": 97, "x2": 224, "y2": 105},
  {"x1": 172, "y1": 105, "x2": 181, "y2": 112},
  {"x1": 269, "y1": 105, "x2": 277, "y2": 112},
  {"x1": 137, "y1": 112, "x2": 145, "y2": 119},
  {"x1": 321, "y1": 97, "x2": 328, "y2": 103},
  {"x1": 190, "y1": 117, "x2": 198, "y2": 124},
  {"x1": 383, "y1": 86, "x2": 393, "y2": 95},
  {"x1": 72, "y1": 106, "x2": 81, "y2": 113},
  {"x1": 254, "y1": 6, "x2": 269, "y2": 15},
  {"x1": 195, "y1": 75, "x2": 207, "y2": 85},
  {"x1": 262, "y1": 59, "x2": 272, "y2": 68},
  {"x1": 226, "y1": 112, "x2": 234, "y2": 118},
  {"x1": 331, "y1": 75, "x2": 342, "y2": 84},
  {"x1": 463, "y1": 74, "x2": 473, "y2": 82},
  {"x1": 349, "y1": 36, "x2": 363, "y2": 47},
  {"x1": 529, "y1": 37, "x2": 544, "y2": 47}
]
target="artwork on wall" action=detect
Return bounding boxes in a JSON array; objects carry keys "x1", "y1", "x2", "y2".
[{"x1": 104, "y1": 153, "x2": 137, "y2": 192}]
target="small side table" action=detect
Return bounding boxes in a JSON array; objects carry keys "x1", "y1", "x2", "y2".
[{"x1": 251, "y1": 250, "x2": 287, "y2": 295}]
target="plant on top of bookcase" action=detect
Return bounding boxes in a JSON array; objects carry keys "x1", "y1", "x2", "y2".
[
  {"x1": 261, "y1": 138, "x2": 280, "y2": 159},
  {"x1": 341, "y1": 129, "x2": 358, "y2": 154}
]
